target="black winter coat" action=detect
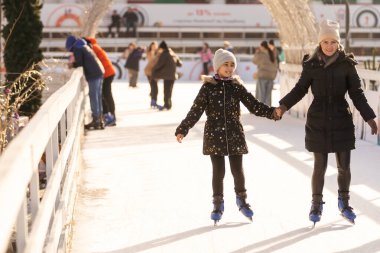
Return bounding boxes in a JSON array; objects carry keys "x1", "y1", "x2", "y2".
[
  {"x1": 279, "y1": 50, "x2": 376, "y2": 153},
  {"x1": 151, "y1": 48, "x2": 177, "y2": 81},
  {"x1": 175, "y1": 76, "x2": 275, "y2": 156}
]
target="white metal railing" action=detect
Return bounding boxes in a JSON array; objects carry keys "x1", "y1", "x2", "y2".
[
  {"x1": 279, "y1": 63, "x2": 380, "y2": 145},
  {"x1": 0, "y1": 68, "x2": 85, "y2": 253}
]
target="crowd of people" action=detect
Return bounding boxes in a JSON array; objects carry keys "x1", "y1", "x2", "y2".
[
  {"x1": 66, "y1": 18, "x2": 378, "y2": 226},
  {"x1": 65, "y1": 36, "x2": 185, "y2": 128},
  {"x1": 121, "y1": 40, "x2": 182, "y2": 111},
  {"x1": 66, "y1": 35, "x2": 117, "y2": 130}
]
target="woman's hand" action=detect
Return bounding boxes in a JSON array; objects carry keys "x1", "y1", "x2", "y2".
[
  {"x1": 274, "y1": 105, "x2": 287, "y2": 119},
  {"x1": 272, "y1": 110, "x2": 281, "y2": 121},
  {"x1": 176, "y1": 134, "x2": 184, "y2": 143},
  {"x1": 367, "y1": 119, "x2": 378, "y2": 135}
]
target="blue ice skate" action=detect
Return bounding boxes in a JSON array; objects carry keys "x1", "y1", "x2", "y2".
[
  {"x1": 104, "y1": 113, "x2": 116, "y2": 127},
  {"x1": 338, "y1": 191, "x2": 356, "y2": 224},
  {"x1": 236, "y1": 192, "x2": 254, "y2": 221},
  {"x1": 211, "y1": 196, "x2": 224, "y2": 226},
  {"x1": 309, "y1": 201, "x2": 325, "y2": 226},
  {"x1": 150, "y1": 99, "x2": 163, "y2": 110}
]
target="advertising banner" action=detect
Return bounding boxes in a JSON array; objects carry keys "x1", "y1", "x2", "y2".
[{"x1": 41, "y1": 3, "x2": 380, "y2": 28}]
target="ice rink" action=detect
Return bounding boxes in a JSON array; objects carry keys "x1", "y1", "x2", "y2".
[{"x1": 70, "y1": 80, "x2": 380, "y2": 253}]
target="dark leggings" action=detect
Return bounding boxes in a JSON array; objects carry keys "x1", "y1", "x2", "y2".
[
  {"x1": 203, "y1": 62, "x2": 209, "y2": 75},
  {"x1": 148, "y1": 76, "x2": 158, "y2": 101},
  {"x1": 102, "y1": 75, "x2": 115, "y2": 116},
  {"x1": 163, "y1": 79, "x2": 175, "y2": 109},
  {"x1": 312, "y1": 151, "x2": 351, "y2": 199},
  {"x1": 210, "y1": 155, "x2": 246, "y2": 198}
]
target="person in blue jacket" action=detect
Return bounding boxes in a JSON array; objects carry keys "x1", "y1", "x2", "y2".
[{"x1": 65, "y1": 35, "x2": 105, "y2": 130}]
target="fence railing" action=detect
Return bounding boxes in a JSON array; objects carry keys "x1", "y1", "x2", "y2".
[
  {"x1": 279, "y1": 63, "x2": 380, "y2": 145},
  {"x1": 0, "y1": 68, "x2": 85, "y2": 253}
]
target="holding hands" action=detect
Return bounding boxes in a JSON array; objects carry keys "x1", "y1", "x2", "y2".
[{"x1": 273, "y1": 105, "x2": 287, "y2": 121}]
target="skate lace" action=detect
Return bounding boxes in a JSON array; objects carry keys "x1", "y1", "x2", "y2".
[
  {"x1": 342, "y1": 205, "x2": 354, "y2": 212},
  {"x1": 310, "y1": 201, "x2": 325, "y2": 215},
  {"x1": 340, "y1": 199, "x2": 354, "y2": 212},
  {"x1": 239, "y1": 203, "x2": 251, "y2": 211},
  {"x1": 212, "y1": 203, "x2": 223, "y2": 213}
]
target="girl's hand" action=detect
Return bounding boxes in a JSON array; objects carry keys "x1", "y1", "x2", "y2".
[{"x1": 176, "y1": 134, "x2": 184, "y2": 143}]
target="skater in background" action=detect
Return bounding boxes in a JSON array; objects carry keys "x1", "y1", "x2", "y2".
[
  {"x1": 123, "y1": 7, "x2": 138, "y2": 37},
  {"x1": 268, "y1": 39, "x2": 280, "y2": 69},
  {"x1": 252, "y1": 40, "x2": 278, "y2": 106},
  {"x1": 198, "y1": 42, "x2": 213, "y2": 75},
  {"x1": 125, "y1": 42, "x2": 144, "y2": 88},
  {"x1": 175, "y1": 48, "x2": 280, "y2": 225},
  {"x1": 107, "y1": 10, "x2": 121, "y2": 37},
  {"x1": 65, "y1": 35, "x2": 105, "y2": 130},
  {"x1": 223, "y1": 40, "x2": 234, "y2": 53},
  {"x1": 84, "y1": 37, "x2": 117, "y2": 126},
  {"x1": 151, "y1": 41, "x2": 182, "y2": 111},
  {"x1": 276, "y1": 19, "x2": 378, "y2": 225},
  {"x1": 144, "y1": 41, "x2": 162, "y2": 109}
]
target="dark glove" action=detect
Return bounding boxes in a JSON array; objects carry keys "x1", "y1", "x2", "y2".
[{"x1": 367, "y1": 119, "x2": 378, "y2": 135}]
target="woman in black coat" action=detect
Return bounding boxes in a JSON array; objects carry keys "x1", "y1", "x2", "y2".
[
  {"x1": 151, "y1": 41, "x2": 180, "y2": 110},
  {"x1": 277, "y1": 20, "x2": 378, "y2": 225}
]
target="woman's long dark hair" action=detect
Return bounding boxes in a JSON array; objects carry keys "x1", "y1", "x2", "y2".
[{"x1": 261, "y1": 40, "x2": 275, "y2": 63}]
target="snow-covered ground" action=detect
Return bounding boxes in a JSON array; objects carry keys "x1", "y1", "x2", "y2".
[{"x1": 70, "y1": 80, "x2": 380, "y2": 253}]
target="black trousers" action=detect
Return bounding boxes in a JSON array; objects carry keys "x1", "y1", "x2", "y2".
[
  {"x1": 312, "y1": 151, "x2": 351, "y2": 200},
  {"x1": 203, "y1": 62, "x2": 209, "y2": 75},
  {"x1": 148, "y1": 76, "x2": 158, "y2": 101},
  {"x1": 126, "y1": 22, "x2": 137, "y2": 36},
  {"x1": 108, "y1": 23, "x2": 120, "y2": 35},
  {"x1": 163, "y1": 79, "x2": 175, "y2": 109},
  {"x1": 210, "y1": 155, "x2": 246, "y2": 198},
  {"x1": 102, "y1": 75, "x2": 116, "y2": 116}
]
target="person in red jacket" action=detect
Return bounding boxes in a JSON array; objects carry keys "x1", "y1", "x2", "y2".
[{"x1": 84, "y1": 37, "x2": 117, "y2": 126}]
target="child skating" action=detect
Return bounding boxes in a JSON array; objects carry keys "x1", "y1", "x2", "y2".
[{"x1": 175, "y1": 48, "x2": 280, "y2": 225}]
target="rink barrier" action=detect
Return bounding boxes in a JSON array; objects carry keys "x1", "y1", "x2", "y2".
[
  {"x1": 279, "y1": 63, "x2": 380, "y2": 146},
  {"x1": 0, "y1": 68, "x2": 85, "y2": 253},
  {"x1": 43, "y1": 53, "x2": 258, "y2": 83}
]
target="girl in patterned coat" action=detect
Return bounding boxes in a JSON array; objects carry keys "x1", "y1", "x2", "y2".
[{"x1": 175, "y1": 48, "x2": 280, "y2": 225}]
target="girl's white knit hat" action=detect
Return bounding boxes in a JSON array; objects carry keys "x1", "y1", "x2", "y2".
[
  {"x1": 213, "y1": 48, "x2": 237, "y2": 72},
  {"x1": 318, "y1": 19, "x2": 340, "y2": 43}
]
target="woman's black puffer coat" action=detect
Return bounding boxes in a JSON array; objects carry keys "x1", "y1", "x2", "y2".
[
  {"x1": 279, "y1": 50, "x2": 376, "y2": 153},
  {"x1": 175, "y1": 76, "x2": 275, "y2": 156}
]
